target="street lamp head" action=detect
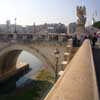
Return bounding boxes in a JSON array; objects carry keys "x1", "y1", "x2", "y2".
[
  {"x1": 54, "y1": 48, "x2": 60, "y2": 54},
  {"x1": 54, "y1": 48, "x2": 60, "y2": 58}
]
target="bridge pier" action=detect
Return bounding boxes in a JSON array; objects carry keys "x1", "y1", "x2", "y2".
[{"x1": 0, "y1": 50, "x2": 22, "y2": 78}]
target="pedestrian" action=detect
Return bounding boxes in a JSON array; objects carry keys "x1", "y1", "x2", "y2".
[
  {"x1": 88, "y1": 34, "x2": 93, "y2": 45},
  {"x1": 72, "y1": 34, "x2": 77, "y2": 47},
  {"x1": 92, "y1": 33, "x2": 97, "y2": 47}
]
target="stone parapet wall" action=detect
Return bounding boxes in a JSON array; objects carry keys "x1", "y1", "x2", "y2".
[{"x1": 44, "y1": 39, "x2": 99, "y2": 100}]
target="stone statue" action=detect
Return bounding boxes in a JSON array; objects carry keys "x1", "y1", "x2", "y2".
[{"x1": 76, "y1": 6, "x2": 87, "y2": 39}]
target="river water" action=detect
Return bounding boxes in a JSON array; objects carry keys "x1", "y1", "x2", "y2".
[{"x1": 16, "y1": 51, "x2": 43, "y2": 87}]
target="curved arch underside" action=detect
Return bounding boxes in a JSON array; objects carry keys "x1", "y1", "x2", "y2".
[
  {"x1": 0, "y1": 50, "x2": 22, "y2": 73},
  {"x1": 0, "y1": 44, "x2": 55, "y2": 76}
]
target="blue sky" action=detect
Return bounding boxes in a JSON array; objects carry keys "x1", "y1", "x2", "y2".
[{"x1": 0, "y1": 0, "x2": 99, "y2": 26}]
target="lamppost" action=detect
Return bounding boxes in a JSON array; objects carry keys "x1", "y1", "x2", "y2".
[
  {"x1": 54, "y1": 48, "x2": 60, "y2": 82},
  {"x1": 15, "y1": 18, "x2": 17, "y2": 33}
]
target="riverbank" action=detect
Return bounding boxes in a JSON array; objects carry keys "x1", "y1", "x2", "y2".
[{"x1": 0, "y1": 68, "x2": 54, "y2": 100}]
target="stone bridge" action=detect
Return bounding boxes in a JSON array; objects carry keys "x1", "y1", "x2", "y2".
[
  {"x1": 44, "y1": 40, "x2": 99, "y2": 100},
  {"x1": 0, "y1": 36, "x2": 99, "y2": 100},
  {"x1": 0, "y1": 40, "x2": 67, "y2": 80}
]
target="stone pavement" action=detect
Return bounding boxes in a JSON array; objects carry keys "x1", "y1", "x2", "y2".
[{"x1": 93, "y1": 47, "x2": 100, "y2": 97}]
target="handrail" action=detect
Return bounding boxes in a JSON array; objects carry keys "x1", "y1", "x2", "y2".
[{"x1": 44, "y1": 39, "x2": 99, "y2": 100}]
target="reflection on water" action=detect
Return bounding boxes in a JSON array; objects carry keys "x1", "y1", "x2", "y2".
[{"x1": 16, "y1": 51, "x2": 43, "y2": 87}]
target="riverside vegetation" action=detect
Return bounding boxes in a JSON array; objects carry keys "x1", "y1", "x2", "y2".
[{"x1": 0, "y1": 68, "x2": 54, "y2": 100}]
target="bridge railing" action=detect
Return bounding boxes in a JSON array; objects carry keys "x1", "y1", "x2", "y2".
[
  {"x1": 44, "y1": 39, "x2": 99, "y2": 100},
  {"x1": 0, "y1": 33, "x2": 68, "y2": 43}
]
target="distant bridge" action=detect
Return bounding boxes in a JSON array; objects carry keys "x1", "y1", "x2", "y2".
[{"x1": 0, "y1": 33, "x2": 68, "y2": 42}]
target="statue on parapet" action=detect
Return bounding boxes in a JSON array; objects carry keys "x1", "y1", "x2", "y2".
[{"x1": 76, "y1": 6, "x2": 87, "y2": 43}]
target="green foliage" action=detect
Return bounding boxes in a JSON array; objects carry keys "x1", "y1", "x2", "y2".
[
  {"x1": 93, "y1": 21, "x2": 100, "y2": 29},
  {"x1": 0, "y1": 80, "x2": 53, "y2": 100},
  {"x1": 0, "y1": 69, "x2": 54, "y2": 100},
  {"x1": 36, "y1": 69, "x2": 54, "y2": 83}
]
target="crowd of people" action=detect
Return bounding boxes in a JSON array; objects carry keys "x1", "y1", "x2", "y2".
[{"x1": 72, "y1": 32, "x2": 98, "y2": 47}]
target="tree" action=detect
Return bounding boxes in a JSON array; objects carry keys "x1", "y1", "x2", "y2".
[{"x1": 93, "y1": 21, "x2": 100, "y2": 29}]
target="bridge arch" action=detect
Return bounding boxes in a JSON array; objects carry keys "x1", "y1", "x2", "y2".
[{"x1": 0, "y1": 43, "x2": 54, "y2": 76}]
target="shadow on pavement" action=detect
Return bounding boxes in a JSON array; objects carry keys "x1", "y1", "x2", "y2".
[{"x1": 93, "y1": 47, "x2": 100, "y2": 97}]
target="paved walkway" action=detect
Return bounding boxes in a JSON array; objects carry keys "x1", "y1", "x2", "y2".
[{"x1": 93, "y1": 47, "x2": 100, "y2": 97}]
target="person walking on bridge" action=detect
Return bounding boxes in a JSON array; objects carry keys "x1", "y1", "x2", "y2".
[{"x1": 92, "y1": 33, "x2": 97, "y2": 47}]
